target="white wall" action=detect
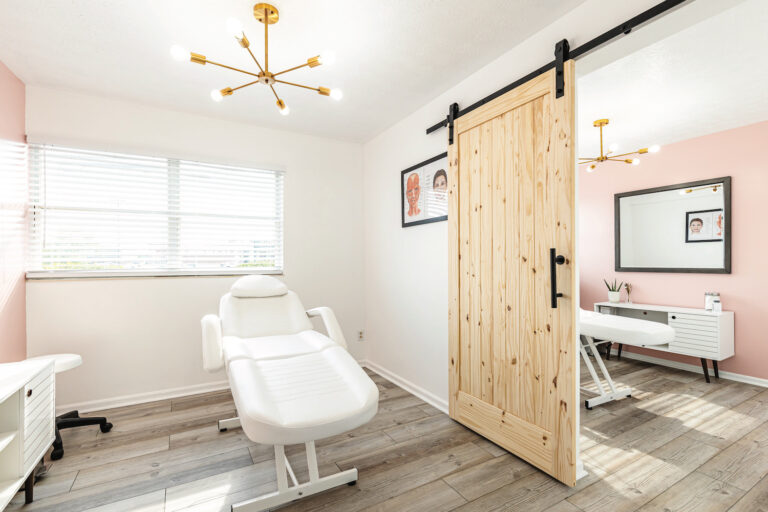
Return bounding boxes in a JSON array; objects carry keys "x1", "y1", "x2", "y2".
[
  {"x1": 25, "y1": 86, "x2": 365, "y2": 411},
  {"x1": 362, "y1": 0, "x2": 664, "y2": 410}
]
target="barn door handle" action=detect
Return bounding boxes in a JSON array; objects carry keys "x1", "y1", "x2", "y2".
[{"x1": 550, "y1": 248, "x2": 565, "y2": 308}]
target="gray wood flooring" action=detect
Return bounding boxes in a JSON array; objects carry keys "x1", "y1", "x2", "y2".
[{"x1": 8, "y1": 356, "x2": 768, "y2": 511}]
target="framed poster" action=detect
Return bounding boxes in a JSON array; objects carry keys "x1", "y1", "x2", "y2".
[
  {"x1": 401, "y1": 152, "x2": 448, "y2": 228},
  {"x1": 685, "y1": 208, "x2": 725, "y2": 243}
]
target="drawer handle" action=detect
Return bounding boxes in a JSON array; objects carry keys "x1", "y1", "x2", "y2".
[
  {"x1": 671, "y1": 315, "x2": 677, "y2": 320},
  {"x1": 27, "y1": 389, "x2": 33, "y2": 398}
]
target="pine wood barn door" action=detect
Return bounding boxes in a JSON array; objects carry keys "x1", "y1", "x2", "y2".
[{"x1": 447, "y1": 62, "x2": 577, "y2": 486}]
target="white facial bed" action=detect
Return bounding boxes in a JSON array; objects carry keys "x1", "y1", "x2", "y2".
[
  {"x1": 202, "y1": 276, "x2": 379, "y2": 512},
  {"x1": 580, "y1": 309, "x2": 675, "y2": 409}
]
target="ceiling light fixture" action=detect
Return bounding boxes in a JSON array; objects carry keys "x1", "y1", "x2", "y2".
[
  {"x1": 171, "y1": 3, "x2": 342, "y2": 115},
  {"x1": 579, "y1": 119, "x2": 660, "y2": 172}
]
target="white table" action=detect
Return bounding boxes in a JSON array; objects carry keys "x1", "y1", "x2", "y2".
[{"x1": 594, "y1": 302, "x2": 734, "y2": 382}]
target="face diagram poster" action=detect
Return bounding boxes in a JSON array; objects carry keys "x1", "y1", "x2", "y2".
[{"x1": 401, "y1": 153, "x2": 448, "y2": 228}]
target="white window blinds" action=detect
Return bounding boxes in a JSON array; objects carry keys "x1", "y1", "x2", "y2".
[{"x1": 28, "y1": 144, "x2": 284, "y2": 276}]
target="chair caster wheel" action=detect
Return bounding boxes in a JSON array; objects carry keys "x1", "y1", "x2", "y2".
[
  {"x1": 100, "y1": 422, "x2": 113, "y2": 433},
  {"x1": 50, "y1": 448, "x2": 63, "y2": 460},
  {"x1": 348, "y1": 480, "x2": 357, "y2": 486},
  {"x1": 584, "y1": 400, "x2": 592, "y2": 410}
]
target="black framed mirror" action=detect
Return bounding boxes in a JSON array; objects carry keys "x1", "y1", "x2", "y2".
[{"x1": 615, "y1": 177, "x2": 731, "y2": 273}]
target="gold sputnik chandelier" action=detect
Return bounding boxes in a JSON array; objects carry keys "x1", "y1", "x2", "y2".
[
  {"x1": 579, "y1": 119, "x2": 660, "y2": 172},
  {"x1": 170, "y1": 3, "x2": 341, "y2": 116}
]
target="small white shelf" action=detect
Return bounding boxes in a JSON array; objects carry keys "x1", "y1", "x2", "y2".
[
  {"x1": 0, "y1": 431, "x2": 16, "y2": 453},
  {"x1": 0, "y1": 477, "x2": 25, "y2": 509}
]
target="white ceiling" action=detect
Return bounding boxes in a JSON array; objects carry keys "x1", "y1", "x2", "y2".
[
  {"x1": 0, "y1": 0, "x2": 587, "y2": 142},
  {"x1": 577, "y1": 0, "x2": 768, "y2": 159}
]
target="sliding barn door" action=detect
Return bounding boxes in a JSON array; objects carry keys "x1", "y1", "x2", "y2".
[{"x1": 448, "y1": 62, "x2": 577, "y2": 485}]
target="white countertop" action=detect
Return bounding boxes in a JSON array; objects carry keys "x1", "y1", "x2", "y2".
[{"x1": 594, "y1": 302, "x2": 732, "y2": 316}]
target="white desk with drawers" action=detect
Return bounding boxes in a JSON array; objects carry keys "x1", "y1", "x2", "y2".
[
  {"x1": 594, "y1": 302, "x2": 734, "y2": 382},
  {"x1": 0, "y1": 359, "x2": 56, "y2": 509}
]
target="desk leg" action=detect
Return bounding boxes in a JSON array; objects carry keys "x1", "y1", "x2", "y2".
[
  {"x1": 24, "y1": 470, "x2": 34, "y2": 504},
  {"x1": 713, "y1": 360, "x2": 719, "y2": 379},
  {"x1": 700, "y1": 358, "x2": 711, "y2": 383},
  {"x1": 617, "y1": 344, "x2": 623, "y2": 360}
]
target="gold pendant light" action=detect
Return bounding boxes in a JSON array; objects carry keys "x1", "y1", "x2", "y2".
[
  {"x1": 579, "y1": 119, "x2": 660, "y2": 172},
  {"x1": 170, "y1": 3, "x2": 342, "y2": 115}
]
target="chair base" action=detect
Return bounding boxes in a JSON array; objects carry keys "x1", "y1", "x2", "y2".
[
  {"x1": 580, "y1": 335, "x2": 632, "y2": 409},
  {"x1": 231, "y1": 441, "x2": 357, "y2": 512},
  {"x1": 51, "y1": 410, "x2": 113, "y2": 460}
]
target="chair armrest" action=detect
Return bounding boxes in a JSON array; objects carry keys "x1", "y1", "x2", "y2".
[
  {"x1": 201, "y1": 314, "x2": 224, "y2": 372},
  {"x1": 306, "y1": 307, "x2": 348, "y2": 350}
]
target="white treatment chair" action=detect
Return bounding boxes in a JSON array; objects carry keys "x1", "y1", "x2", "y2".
[
  {"x1": 580, "y1": 309, "x2": 674, "y2": 409},
  {"x1": 202, "y1": 276, "x2": 379, "y2": 512}
]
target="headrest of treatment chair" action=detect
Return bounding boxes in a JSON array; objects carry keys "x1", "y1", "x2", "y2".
[{"x1": 231, "y1": 276, "x2": 288, "y2": 298}]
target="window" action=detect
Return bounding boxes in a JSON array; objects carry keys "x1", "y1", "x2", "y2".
[{"x1": 28, "y1": 144, "x2": 284, "y2": 277}]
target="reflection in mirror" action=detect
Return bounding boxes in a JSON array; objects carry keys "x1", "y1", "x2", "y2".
[{"x1": 616, "y1": 178, "x2": 730, "y2": 273}]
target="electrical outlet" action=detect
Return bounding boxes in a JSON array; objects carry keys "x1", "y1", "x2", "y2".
[{"x1": 358, "y1": 330, "x2": 364, "y2": 341}]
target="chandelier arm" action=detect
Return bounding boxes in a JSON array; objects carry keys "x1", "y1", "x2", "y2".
[
  {"x1": 609, "y1": 150, "x2": 641, "y2": 158},
  {"x1": 274, "y1": 79, "x2": 320, "y2": 92},
  {"x1": 206, "y1": 60, "x2": 261, "y2": 79},
  {"x1": 231, "y1": 79, "x2": 261, "y2": 92},
  {"x1": 267, "y1": 83, "x2": 281, "y2": 102},
  {"x1": 273, "y1": 62, "x2": 311, "y2": 77},
  {"x1": 245, "y1": 46, "x2": 265, "y2": 74},
  {"x1": 578, "y1": 157, "x2": 598, "y2": 160},
  {"x1": 578, "y1": 159, "x2": 599, "y2": 165}
]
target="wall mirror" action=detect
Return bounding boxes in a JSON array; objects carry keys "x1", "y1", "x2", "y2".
[{"x1": 615, "y1": 177, "x2": 731, "y2": 273}]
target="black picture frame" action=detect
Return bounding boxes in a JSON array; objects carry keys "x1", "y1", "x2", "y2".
[
  {"x1": 685, "y1": 208, "x2": 725, "y2": 243},
  {"x1": 614, "y1": 176, "x2": 731, "y2": 274},
  {"x1": 401, "y1": 152, "x2": 448, "y2": 228}
]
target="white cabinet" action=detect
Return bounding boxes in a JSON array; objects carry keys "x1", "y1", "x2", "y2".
[
  {"x1": 594, "y1": 302, "x2": 734, "y2": 361},
  {"x1": 0, "y1": 360, "x2": 55, "y2": 509}
]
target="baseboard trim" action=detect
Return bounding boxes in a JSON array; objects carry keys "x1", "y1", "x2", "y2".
[
  {"x1": 611, "y1": 349, "x2": 768, "y2": 388},
  {"x1": 56, "y1": 379, "x2": 230, "y2": 415},
  {"x1": 359, "y1": 359, "x2": 449, "y2": 414}
]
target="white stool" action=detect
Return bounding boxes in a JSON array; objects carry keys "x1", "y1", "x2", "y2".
[{"x1": 27, "y1": 354, "x2": 113, "y2": 460}]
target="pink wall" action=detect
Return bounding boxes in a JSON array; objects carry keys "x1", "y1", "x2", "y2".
[
  {"x1": 0, "y1": 59, "x2": 27, "y2": 363},
  {"x1": 580, "y1": 120, "x2": 768, "y2": 379}
]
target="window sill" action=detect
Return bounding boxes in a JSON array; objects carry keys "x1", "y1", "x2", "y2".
[{"x1": 26, "y1": 269, "x2": 284, "y2": 280}]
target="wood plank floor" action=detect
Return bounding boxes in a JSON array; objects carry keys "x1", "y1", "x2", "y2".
[{"x1": 8, "y1": 357, "x2": 768, "y2": 512}]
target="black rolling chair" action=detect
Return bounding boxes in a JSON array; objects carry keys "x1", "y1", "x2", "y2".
[
  {"x1": 51, "y1": 410, "x2": 113, "y2": 460},
  {"x1": 26, "y1": 354, "x2": 113, "y2": 460}
]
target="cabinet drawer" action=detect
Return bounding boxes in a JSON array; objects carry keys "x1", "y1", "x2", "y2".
[
  {"x1": 670, "y1": 327, "x2": 718, "y2": 343},
  {"x1": 24, "y1": 372, "x2": 54, "y2": 421},
  {"x1": 669, "y1": 311, "x2": 718, "y2": 323},
  {"x1": 669, "y1": 343, "x2": 719, "y2": 358},
  {"x1": 23, "y1": 367, "x2": 55, "y2": 468},
  {"x1": 669, "y1": 319, "x2": 718, "y2": 335}
]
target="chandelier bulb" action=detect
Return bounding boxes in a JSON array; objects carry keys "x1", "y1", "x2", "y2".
[
  {"x1": 210, "y1": 89, "x2": 224, "y2": 102},
  {"x1": 318, "y1": 50, "x2": 336, "y2": 66},
  {"x1": 330, "y1": 88, "x2": 343, "y2": 101},
  {"x1": 280, "y1": 105, "x2": 290, "y2": 116},
  {"x1": 586, "y1": 164, "x2": 597, "y2": 173},
  {"x1": 631, "y1": 158, "x2": 640, "y2": 166},
  {"x1": 170, "y1": 44, "x2": 189, "y2": 62},
  {"x1": 649, "y1": 144, "x2": 661, "y2": 153}
]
